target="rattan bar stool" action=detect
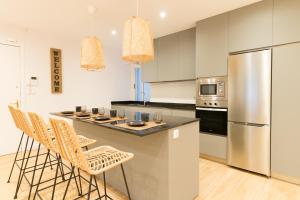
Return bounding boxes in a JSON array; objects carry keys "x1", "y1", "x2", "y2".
[
  {"x1": 13, "y1": 108, "x2": 50, "y2": 199},
  {"x1": 49, "y1": 118, "x2": 134, "y2": 200},
  {"x1": 12, "y1": 109, "x2": 96, "y2": 200},
  {"x1": 29, "y1": 112, "x2": 70, "y2": 200},
  {"x1": 7, "y1": 105, "x2": 27, "y2": 183},
  {"x1": 29, "y1": 112, "x2": 97, "y2": 200}
]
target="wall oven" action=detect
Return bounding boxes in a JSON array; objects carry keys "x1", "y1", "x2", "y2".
[{"x1": 196, "y1": 107, "x2": 228, "y2": 136}]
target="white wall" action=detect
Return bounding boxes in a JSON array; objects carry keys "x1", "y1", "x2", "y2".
[
  {"x1": 1, "y1": 23, "x2": 132, "y2": 119},
  {"x1": 150, "y1": 80, "x2": 196, "y2": 104}
]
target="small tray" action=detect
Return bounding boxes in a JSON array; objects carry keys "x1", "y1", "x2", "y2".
[
  {"x1": 76, "y1": 113, "x2": 91, "y2": 118},
  {"x1": 61, "y1": 111, "x2": 74, "y2": 115},
  {"x1": 127, "y1": 120, "x2": 145, "y2": 127},
  {"x1": 94, "y1": 116, "x2": 111, "y2": 121}
]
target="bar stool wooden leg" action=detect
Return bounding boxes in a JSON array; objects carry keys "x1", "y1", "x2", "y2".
[
  {"x1": 121, "y1": 164, "x2": 132, "y2": 200},
  {"x1": 28, "y1": 144, "x2": 41, "y2": 200},
  {"x1": 13, "y1": 136, "x2": 29, "y2": 199},
  {"x1": 33, "y1": 150, "x2": 50, "y2": 200},
  {"x1": 7, "y1": 132, "x2": 24, "y2": 183}
]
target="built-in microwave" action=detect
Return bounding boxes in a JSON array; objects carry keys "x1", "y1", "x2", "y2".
[{"x1": 196, "y1": 76, "x2": 227, "y2": 107}]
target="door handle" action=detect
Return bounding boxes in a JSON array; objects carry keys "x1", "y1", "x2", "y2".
[
  {"x1": 246, "y1": 123, "x2": 267, "y2": 127},
  {"x1": 229, "y1": 121, "x2": 267, "y2": 127},
  {"x1": 11, "y1": 100, "x2": 19, "y2": 108},
  {"x1": 196, "y1": 107, "x2": 227, "y2": 112}
]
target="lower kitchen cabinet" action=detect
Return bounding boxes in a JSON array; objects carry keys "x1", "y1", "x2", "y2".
[
  {"x1": 271, "y1": 43, "x2": 300, "y2": 184},
  {"x1": 199, "y1": 133, "x2": 227, "y2": 162}
]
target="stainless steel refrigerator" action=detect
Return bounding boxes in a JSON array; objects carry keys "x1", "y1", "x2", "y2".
[{"x1": 227, "y1": 49, "x2": 271, "y2": 176}]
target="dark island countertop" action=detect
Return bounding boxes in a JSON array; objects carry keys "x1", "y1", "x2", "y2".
[
  {"x1": 51, "y1": 110, "x2": 198, "y2": 137},
  {"x1": 111, "y1": 101, "x2": 195, "y2": 111}
]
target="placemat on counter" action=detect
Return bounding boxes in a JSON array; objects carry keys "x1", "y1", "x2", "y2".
[
  {"x1": 115, "y1": 121, "x2": 166, "y2": 131},
  {"x1": 87, "y1": 117, "x2": 127, "y2": 124}
]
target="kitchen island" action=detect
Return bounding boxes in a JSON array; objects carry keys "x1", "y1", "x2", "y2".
[{"x1": 52, "y1": 111, "x2": 199, "y2": 200}]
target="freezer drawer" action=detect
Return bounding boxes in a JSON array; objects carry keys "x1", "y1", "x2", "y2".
[{"x1": 227, "y1": 122, "x2": 270, "y2": 176}]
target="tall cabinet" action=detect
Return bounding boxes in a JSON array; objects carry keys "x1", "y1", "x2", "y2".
[{"x1": 272, "y1": 43, "x2": 300, "y2": 182}]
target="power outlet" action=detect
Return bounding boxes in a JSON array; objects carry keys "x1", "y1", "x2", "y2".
[{"x1": 173, "y1": 129, "x2": 179, "y2": 139}]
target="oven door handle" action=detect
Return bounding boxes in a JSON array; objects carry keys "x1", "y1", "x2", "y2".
[{"x1": 196, "y1": 107, "x2": 227, "y2": 112}]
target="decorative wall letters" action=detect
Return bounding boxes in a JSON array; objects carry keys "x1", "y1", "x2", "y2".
[{"x1": 50, "y1": 48, "x2": 62, "y2": 93}]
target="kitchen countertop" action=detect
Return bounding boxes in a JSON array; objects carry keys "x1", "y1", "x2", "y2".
[
  {"x1": 111, "y1": 101, "x2": 195, "y2": 110},
  {"x1": 51, "y1": 111, "x2": 198, "y2": 137}
]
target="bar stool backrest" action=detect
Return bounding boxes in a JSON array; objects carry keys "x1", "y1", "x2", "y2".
[
  {"x1": 8, "y1": 105, "x2": 21, "y2": 129},
  {"x1": 15, "y1": 109, "x2": 38, "y2": 141},
  {"x1": 28, "y1": 112, "x2": 56, "y2": 152},
  {"x1": 49, "y1": 118, "x2": 89, "y2": 171}
]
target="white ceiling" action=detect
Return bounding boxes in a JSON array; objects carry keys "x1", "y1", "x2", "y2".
[{"x1": 0, "y1": 0, "x2": 262, "y2": 48}]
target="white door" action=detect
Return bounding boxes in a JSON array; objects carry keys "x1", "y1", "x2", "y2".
[{"x1": 0, "y1": 43, "x2": 21, "y2": 156}]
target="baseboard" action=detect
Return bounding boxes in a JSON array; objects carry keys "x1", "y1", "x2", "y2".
[
  {"x1": 271, "y1": 171, "x2": 300, "y2": 186},
  {"x1": 200, "y1": 153, "x2": 226, "y2": 164}
]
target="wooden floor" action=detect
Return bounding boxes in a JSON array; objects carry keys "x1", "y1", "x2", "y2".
[
  {"x1": 1, "y1": 152, "x2": 300, "y2": 200},
  {"x1": 198, "y1": 159, "x2": 300, "y2": 200}
]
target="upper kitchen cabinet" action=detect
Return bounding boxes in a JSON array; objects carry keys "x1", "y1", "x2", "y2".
[
  {"x1": 273, "y1": 0, "x2": 300, "y2": 45},
  {"x1": 142, "y1": 39, "x2": 159, "y2": 82},
  {"x1": 228, "y1": 0, "x2": 273, "y2": 52},
  {"x1": 157, "y1": 32, "x2": 181, "y2": 81},
  {"x1": 179, "y1": 28, "x2": 196, "y2": 80},
  {"x1": 142, "y1": 28, "x2": 196, "y2": 82},
  {"x1": 196, "y1": 13, "x2": 228, "y2": 78}
]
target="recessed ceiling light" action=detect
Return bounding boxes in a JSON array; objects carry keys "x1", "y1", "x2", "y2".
[
  {"x1": 160, "y1": 11, "x2": 167, "y2": 19},
  {"x1": 111, "y1": 30, "x2": 117, "y2": 36}
]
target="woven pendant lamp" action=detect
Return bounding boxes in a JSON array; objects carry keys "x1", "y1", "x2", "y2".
[
  {"x1": 80, "y1": 36, "x2": 105, "y2": 70},
  {"x1": 122, "y1": 0, "x2": 154, "y2": 64}
]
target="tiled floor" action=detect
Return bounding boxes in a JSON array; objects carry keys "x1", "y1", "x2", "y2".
[{"x1": 1, "y1": 151, "x2": 300, "y2": 200}]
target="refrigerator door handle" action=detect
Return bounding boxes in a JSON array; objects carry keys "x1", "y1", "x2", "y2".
[
  {"x1": 229, "y1": 121, "x2": 268, "y2": 127},
  {"x1": 229, "y1": 121, "x2": 247, "y2": 126},
  {"x1": 246, "y1": 123, "x2": 268, "y2": 127}
]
